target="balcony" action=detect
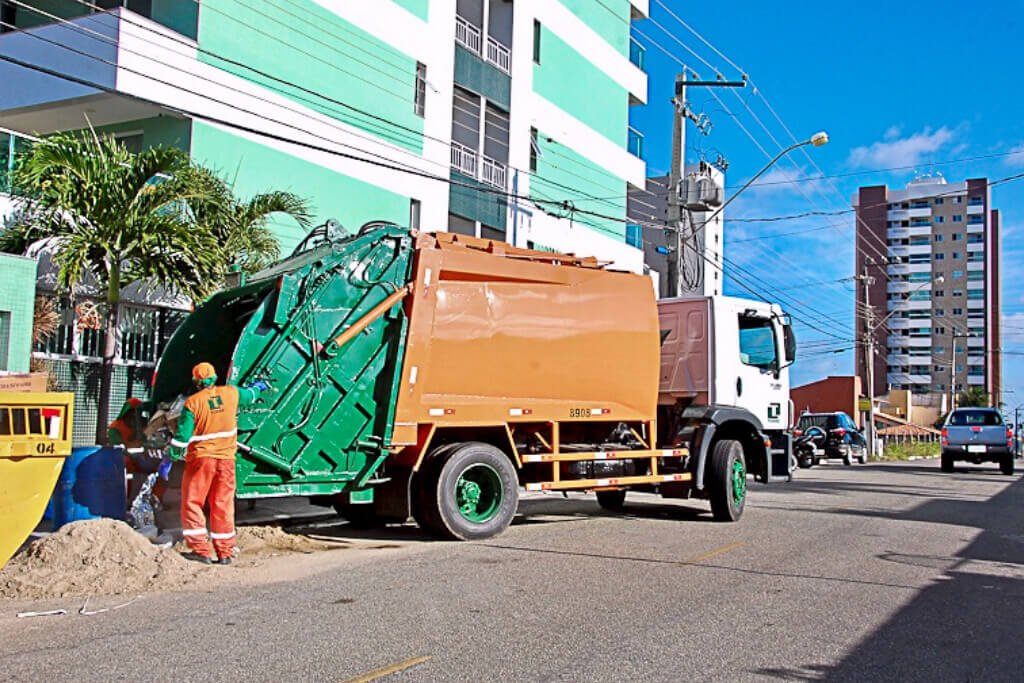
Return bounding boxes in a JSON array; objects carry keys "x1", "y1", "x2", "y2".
[
  {"x1": 887, "y1": 209, "x2": 909, "y2": 221},
  {"x1": 967, "y1": 203, "x2": 985, "y2": 215},
  {"x1": 451, "y1": 141, "x2": 506, "y2": 189},
  {"x1": 455, "y1": 15, "x2": 511, "y2": 75},
  {"x1": 907, "y1": 207, "x2": 932, "y2": 218}
]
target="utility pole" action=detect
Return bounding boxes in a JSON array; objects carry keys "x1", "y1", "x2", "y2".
[
  {"x1": 856, "y1": 260, "x2": 877, "y2": 458},
  {"x1": 665, "y1": 72, "x2": 745, "y2": 298}
]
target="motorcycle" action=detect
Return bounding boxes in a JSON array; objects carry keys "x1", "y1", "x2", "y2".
[{"x1": 793, "y1": 425, "x2": 827, "y2": 469}]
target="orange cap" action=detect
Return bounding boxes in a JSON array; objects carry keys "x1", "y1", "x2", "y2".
[{"x1": 191, "y1": 362, "x2": 217, "y2": 381}]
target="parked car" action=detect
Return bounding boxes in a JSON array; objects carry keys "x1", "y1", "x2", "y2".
[
  {"x1": 794, "y1": 412, "x2": 867, "y2": 465},
  {"x1": 941, "y1": 407, "x2": 1014, "y2": 474}
]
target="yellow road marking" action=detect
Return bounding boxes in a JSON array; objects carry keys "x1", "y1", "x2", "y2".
[
  {"x1": 341, "y1": 655, "x2": 432, "y2": 683},
  {"x1": 689, "y1": 541, "x2": 745, "y2": 564}
]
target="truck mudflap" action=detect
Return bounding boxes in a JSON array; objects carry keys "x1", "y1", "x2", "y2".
[{"x1": 678, "y1": 405, "x2": 790, "y2": 489}]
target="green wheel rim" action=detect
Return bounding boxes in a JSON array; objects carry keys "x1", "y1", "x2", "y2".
[
  {"x1": 455, "y1": 463, "x2": 503, "y2": 524},
  {"x1": 731, "y1": 458, "x2": 747, "y2": 506}
]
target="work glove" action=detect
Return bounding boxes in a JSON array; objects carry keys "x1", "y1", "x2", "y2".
[
  {"x1": 246, "y1": 379, "x2": 271, "y2": 392},
  {"x1": 168, "y1": 445, "x2": 186, "y2": 462},
  {"x1": 158, "y1": 456, "x2": 173, "y2": 481}
]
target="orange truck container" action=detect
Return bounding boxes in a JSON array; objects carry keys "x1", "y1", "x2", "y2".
[{"x1": 152, "y1": 223, "x2": 791, "y2": 542}]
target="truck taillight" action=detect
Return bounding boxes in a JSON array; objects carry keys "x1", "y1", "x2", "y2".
[
  {"x1": 832, "y1": 427, "x2": 846, "y2": 437},
  {"x1": 1008, "y1": 428, "x2": 1014, "y2": 448},
  {"x1": 793, "y1": 429, "x2": 803, "y2": 437},
  {"x1": 941, "y1": 427, "x2": 948, "y2": 446}
]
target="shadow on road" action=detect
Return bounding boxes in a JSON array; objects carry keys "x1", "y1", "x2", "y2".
[{"x1": 752, "y1": 474, "x2": 1024, "y2": 681}]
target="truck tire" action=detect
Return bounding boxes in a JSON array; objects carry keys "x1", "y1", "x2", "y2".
[
  {"x1": 842, "y1": 446, "x2": 852, "y2": 467},
  {"x1": 708, "y1": 439, "x2": 746, "y2": 522},
  {"x1": 410, "y1": 443, "x2": 458, "y2": 536},
  {"x1": 420, "y1": 442, "x2": 519, "y2": 541},
  {"x1": 1000, "y1": 454, "x2": 1015, "y2": 476},
  {"x1": 797, "y1": 453, "x2": 814, "y2": 469},
  {"x1": 940, "y1": 451, "x2": 954, "y2": 473},
  {"x1": 596, "y1": 489, "x2": 626, "y2": 511}
]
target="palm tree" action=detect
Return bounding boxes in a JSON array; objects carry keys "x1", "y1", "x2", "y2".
[
  {"x1": 188, "y1": 169, "x2": 311, "y2": 274},
  {"x1": 957, "y1": 386, "x2": 990, "y2": 408},
  {"x1": 1, "y1": 132, "x2": 228, "y2": 443}
]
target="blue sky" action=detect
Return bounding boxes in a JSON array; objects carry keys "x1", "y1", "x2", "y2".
[{"x1": 628, "y1": 0, "x2": 1024, "y2": 410}]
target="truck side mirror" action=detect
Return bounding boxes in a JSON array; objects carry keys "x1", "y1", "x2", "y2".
[{"x1": 783, "y1": 324, "x2": 796, "y2": 363}]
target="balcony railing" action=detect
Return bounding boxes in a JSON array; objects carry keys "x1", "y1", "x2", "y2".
[
  {"x1": 455, "y1": 15, "x2": 511, "y2": 75},
  {"x1": 629, "y1": 37, "x2": 646, "y2": 70},
  {"x1": 486, "y1": 36, "x2": 511, "y2": 74},
  {"x1": 451, "y1": 141, "x2": 507, "y2": 189},
  {"x1": 627, "y1": 126, "x2": 644, "y2": 159}
]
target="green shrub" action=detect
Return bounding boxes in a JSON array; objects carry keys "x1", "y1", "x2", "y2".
[{"x1": 878, "y1": 441, "x2": 940, "y2": 461}]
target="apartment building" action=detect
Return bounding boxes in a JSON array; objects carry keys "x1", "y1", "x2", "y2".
[
  {"x1": 854, "y1": 175, "x2": 1001, "y2": 405},
  {"x1": 0, "y1": 0, "x2": 650, "y2": 441},
  {"x1": 0, "y1": 0, "x2": 649, "y2": 265}
]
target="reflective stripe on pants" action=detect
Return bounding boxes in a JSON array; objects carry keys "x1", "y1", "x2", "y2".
[{"x1": 180, "y1": 457, "x2": 237, "y2": 560}]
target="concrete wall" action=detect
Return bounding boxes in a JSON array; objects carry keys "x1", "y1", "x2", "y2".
[{"x1": 0, "y1": 253, "x2": 37, "y2": 372}]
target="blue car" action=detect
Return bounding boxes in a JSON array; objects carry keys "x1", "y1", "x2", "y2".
[{"x1": 795, "y1": 412, "x2": 867, "y2": 465}]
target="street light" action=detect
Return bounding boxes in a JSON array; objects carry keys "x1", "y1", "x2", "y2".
[{"x1": 700, "y1": 132, "x2": 830, "y2": 227}]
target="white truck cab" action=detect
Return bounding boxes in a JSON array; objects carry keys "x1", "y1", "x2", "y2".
[{"x1": 657, "y1": 295, "x2": 796, "y2": 487}]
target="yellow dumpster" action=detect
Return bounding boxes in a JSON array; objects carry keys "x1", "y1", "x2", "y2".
[{"x1": 0, "y1": 391, "x2": 74, "y2": 568}]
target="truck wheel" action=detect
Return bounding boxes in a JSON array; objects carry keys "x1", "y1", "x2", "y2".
[
  {"x1": 940, "y1": 451, "x2": 954, "y2": 473},
  {"x1": 798, "y1": 454, "x2": 814, "y2": 469},
  {"x1": 1000, "y1": 454, "x2": 1015, "y2": 476},
  {"x1": 422, "y1": 442, "x2": 519, "y2": 541},
  {"x1": 410, "y1": 444, "x2": 457, "y2": 536},
  {"x1": 708, "y1": 439, "x2": 746, "y2": 522},
  {"x1": 596, "y1": 489, "x2": 626, "y2": 511},
  {"x1": 842, "y1": 447, "x2": 852, "y2": 466}
]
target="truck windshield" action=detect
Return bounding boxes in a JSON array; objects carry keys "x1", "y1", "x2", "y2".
[
  {"x1": 738, "y1": 316, "x2": 776, "y2": 368},
  {"x1": 949, "y1": 410, "x2": 1003, "y2": 426}
]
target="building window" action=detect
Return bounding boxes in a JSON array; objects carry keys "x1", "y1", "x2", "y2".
[
  {"x1": 625, "y1": 223, "x2": 642, "y2": 249},
  {"x1": 951, "y1": 233, "x2": 962, "y2": 241},
  {"x1": 952, "y1": 196, "x2": 963, "y2": 204},
  {"x1": 409, "y1": 198, "x2": 421, "y2": 230},
  {"x1": 935, "y1": 308, "x2": 944, "y2": 316},
  {"x1": 968, "y1": 196, "x2": 984, "y2": 206},
  {"x1": 480, "y1": 223, "x2": 505, "y2": 241},
  {"x1": 529, "y1": 127, "x2": 539, "y2": 172},
  {"x1": 414, "y1": 62, "x2": 427, "y2": 117},
  {"x1": 448, "y1": 213, "x2": 476, "y2": 237},
  {"x1": 967, "y1": 290, "x2": 984, "y2": 300},
  {"x1": 532, "y1": 20, "x2": 541, "y2": 63},
  {"x1": 934, "y1": 289, "x2": 944, "y2": 297},
  {"x1": 952, "y1": 251, "x2": 961, "y2": 259},
  {"x1": 934, "y1": 197, "x2": 944, "y2": 205},
  {"x1": 934, "y1": 215, "x2": 944, "y2": 224},
  {"x1": 953, "y1": 214, "x2": 963, "y2": 222},
  {"x1": 934, "y1": 326, "x2": 946, "y2": 335},
  {"x1": 934, "y1": 252, "x2": 944, "y2": 261},
  {"x1": 951, "y1": 270, "x2": 963, "y2": 278},
  {"x1": 952, "y1": 289, "x2": 963, "y2": 297},
  {"x1": 933, "y1": 234, "x2": 943, "y2": 243}
]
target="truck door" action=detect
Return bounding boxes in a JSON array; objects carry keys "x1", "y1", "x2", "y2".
[{"x1": 734, "y1": 312, "x2": 786, "y2": 430}]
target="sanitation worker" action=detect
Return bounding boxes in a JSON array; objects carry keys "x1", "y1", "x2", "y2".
[
  {"x1": 108, "y1": 397, "x2": 165, "y2": 508},
  {"x1": 168, "y1": 362, "x2": 267, "y2": 565}
]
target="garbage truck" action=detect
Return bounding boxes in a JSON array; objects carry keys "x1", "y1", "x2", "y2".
[{"x1": 148, "y1": 222, "x2": 794, "y2": 540}]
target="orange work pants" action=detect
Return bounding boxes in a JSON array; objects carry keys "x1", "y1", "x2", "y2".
[{"x1": 180, "y1": 457, "x2": 236, "y2": 559}]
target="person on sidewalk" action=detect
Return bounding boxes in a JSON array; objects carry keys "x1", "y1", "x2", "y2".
[{"x1": 168, "y1": 362, "x2": 267, "y2": 565}]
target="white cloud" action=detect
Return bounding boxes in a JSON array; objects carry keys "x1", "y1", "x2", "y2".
[
  {"x1": 883, "y1": 125, "x2": 901, "y2": 141},
  {"x1": 1004, "y1": 143, "x2": 1024, "y2": 168},
  {"x1": 847, "y1": 126, "x2": 955, "y2": 168}
]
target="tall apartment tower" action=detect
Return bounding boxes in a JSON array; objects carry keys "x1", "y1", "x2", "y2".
[{"x1": 854, "y1": 176, "x2": 1001, "y2": 406}]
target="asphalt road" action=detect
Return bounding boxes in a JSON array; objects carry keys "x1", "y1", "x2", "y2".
[{"x1": 3, "y1": 459, "x2": 1024, "y2": 682}]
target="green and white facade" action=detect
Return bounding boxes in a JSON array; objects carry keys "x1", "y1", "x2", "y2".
[{"x1": 0, "y1": 0, "x2": 650, "y2": 268}]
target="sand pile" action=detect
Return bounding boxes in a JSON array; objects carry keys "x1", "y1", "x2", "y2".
[
  {"x1": 235, "y1": 525, "x2": 344, "y2": 555},
  {"x1": 0, "y1": 519, "x2": 204, "y2": 600}
]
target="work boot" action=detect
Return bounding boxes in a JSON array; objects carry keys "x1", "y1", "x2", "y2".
[
  {"x1": 217, "y1": 556, "x2": 232, "y2": 566},
  {"x1": 182, "y1": 552, "x2": 213, "y2": 565}
]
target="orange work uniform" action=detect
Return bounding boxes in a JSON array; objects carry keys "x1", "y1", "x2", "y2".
[{"x1": 170, "y1": 384, "x2": 256, "y2": 560}]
